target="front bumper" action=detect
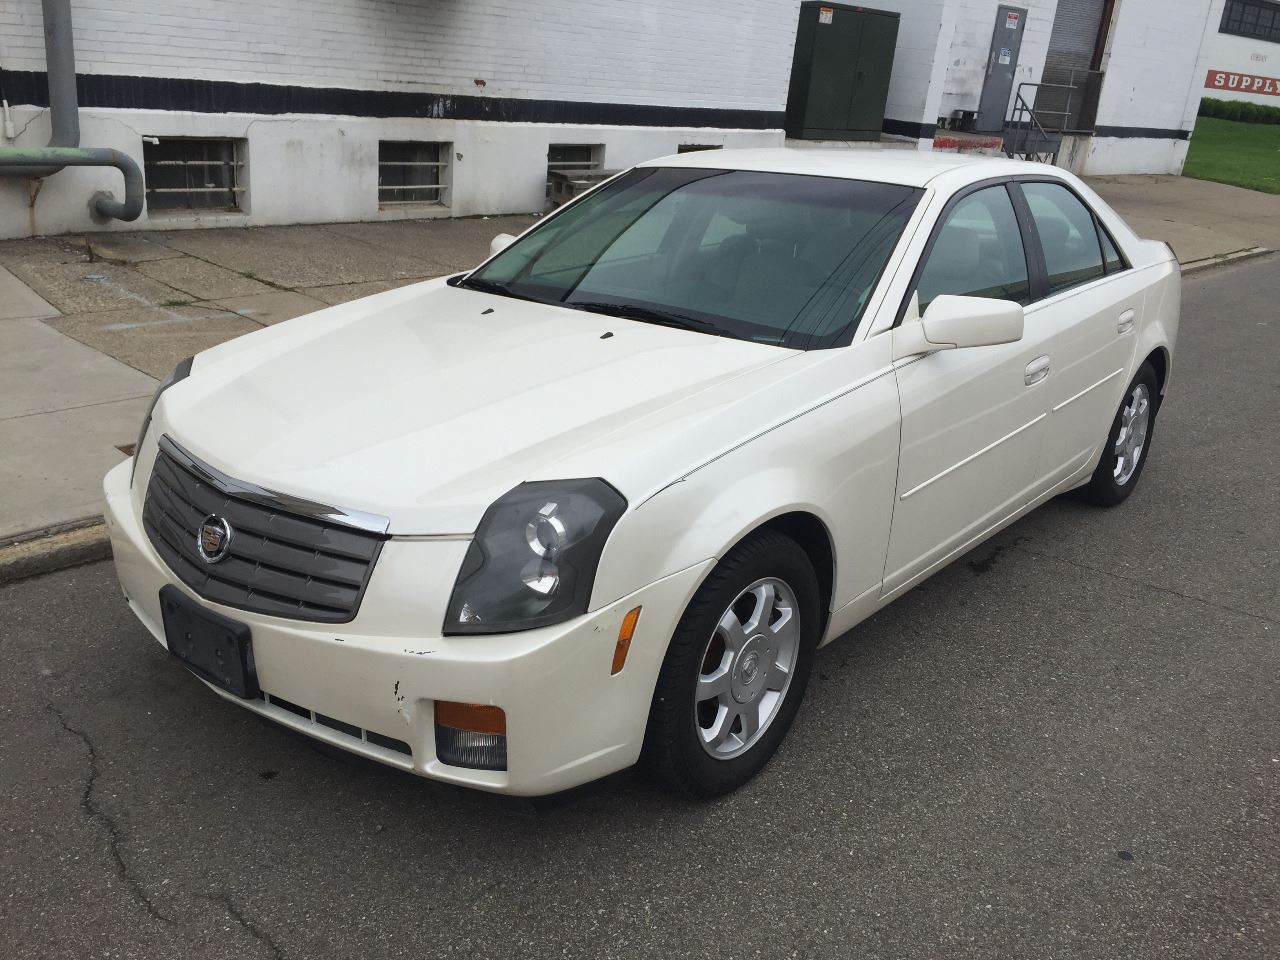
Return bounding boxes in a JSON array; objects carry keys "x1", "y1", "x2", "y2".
[{"x1": 104, "y1": 458, "x2": 710, "y2": 795}]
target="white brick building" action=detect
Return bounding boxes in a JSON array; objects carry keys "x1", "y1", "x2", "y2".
[
  {"x1": 0, "y1": 0, "x2": 1246, "y2": 239},
  {"x1": 1197, "y1": 0, "x2": 1280, "y2": 104}
]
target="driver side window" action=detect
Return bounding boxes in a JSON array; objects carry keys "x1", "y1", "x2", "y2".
[{"x1": 915, "y1": 185, "x2": 1030, "y2": 313}]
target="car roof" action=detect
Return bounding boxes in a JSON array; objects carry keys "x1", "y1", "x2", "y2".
[{"x1": 637, "y1": 147, "x2": 1048, "y2": 189}]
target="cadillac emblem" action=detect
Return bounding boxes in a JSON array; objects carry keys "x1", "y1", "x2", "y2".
[{"x1": 197, "y1": 515, "x2": 233, "y2": 564}]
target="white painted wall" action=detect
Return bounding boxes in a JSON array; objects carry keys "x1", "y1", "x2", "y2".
[
  {"x1": 1067, "y1": 134, "x2": 1191, "y2": 176},
  {"x1": 0, "y1": 107, "x2": 781, "y2": 239},
  {"x1": 0, "y1": 0, "x2": 794, "y2": 237},
  {"x1": 0, "y1": 0, "x2": 1249, "y2": 236},
  {"x1": 940, "y1": 0, "x2": 1059, "y2": 123},
  {"x1": 1196, "y1": 0, "x2": 1280, "y2": 104},
  {"x1": 854, "y1": 0, "x2": 957, "y2": 136},
  {"x1": 0, "y1": 0, "x2": 799, "y2": 112},
  {"x1": 1092, "y1": 0, "x2": 1214, "y2": 131},
  {"x1": 1066, "y1": 0, "x2": 1216, "y2": 175}
]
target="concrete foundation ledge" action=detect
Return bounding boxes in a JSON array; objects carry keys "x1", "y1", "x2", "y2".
[
  {"x1": 1181, "y1": 247, "x2": 1272, "y2": 273},
  {"x1": 0, "y1": 519, "x2": 111, "y2": 585}
]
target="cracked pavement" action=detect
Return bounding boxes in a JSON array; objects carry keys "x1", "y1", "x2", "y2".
[
  {"x1": 1, "y1": 256, "x2": 1277, "y2": 959},
  {"x1": 0, "y1": 214, "x2": 538, "y2": 379}
]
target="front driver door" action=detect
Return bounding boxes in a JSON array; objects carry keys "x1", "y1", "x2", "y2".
[{"x1": 883, "y1": 182, "x2": 1054, "y2": 597}]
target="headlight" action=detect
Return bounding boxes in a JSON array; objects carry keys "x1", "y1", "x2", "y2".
[
  {"x1": 444, "y1": 479, "x2": 627, "y2": 634},
  {"x1": 131, "y1": 356, "x2": 193, "y2": 485}
]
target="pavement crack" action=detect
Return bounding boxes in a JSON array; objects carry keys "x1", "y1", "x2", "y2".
[
  {"x1": 1040, "y1": 552, "x2": 1277, "y2": 626},
  {"x1": 46, "y1": 703, "x2": 178, "y2": 928},
  {"x1": 200, "y1": 893, "x2": 286, "y2": 960},
  {"x1": 3, "y1": 392, "x2": 155, "y2": 422}
]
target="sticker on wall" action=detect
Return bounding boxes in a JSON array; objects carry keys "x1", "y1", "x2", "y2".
[
  {"x1": 998, "y1": 47, "x2": 1012, "y2": 65},
  {"x1": 819, "y1": 7, "x2": 834, "y2": 24},
  {"x1": 1006, "y1": 11, "x2": 1020, "y2": 29}
]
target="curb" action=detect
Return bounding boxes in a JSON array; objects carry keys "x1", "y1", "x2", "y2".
[
  {"x1": 0, "y1": 520, "x2": 111, "y2": 585},
  {"x1": 1182, "y1": 246, "x2": 1272, "y2": 273}
]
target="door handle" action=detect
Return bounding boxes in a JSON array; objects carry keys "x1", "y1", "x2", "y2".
[
  {"x1": 1117, "y1": 309, "x2": 1136, "y2": 334},
  {"x1": 1025, "y1": 355, "x2": 1051, "y2": 386}
]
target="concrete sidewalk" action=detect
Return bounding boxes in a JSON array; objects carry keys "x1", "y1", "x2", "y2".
[
  {"x1": 0, "y1": 174, "x2": 1275, "y2": 573},
  {"x1": 1090, "y1": 175, "x2": 1280, "y2": 267},
  {"x1": 0, "y1": 214, "x2": 534, "y2": 574}
]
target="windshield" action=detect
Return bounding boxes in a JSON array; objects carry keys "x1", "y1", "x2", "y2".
[{"x1": 462, "y1": 167, "x2": 923, "y2": 350}]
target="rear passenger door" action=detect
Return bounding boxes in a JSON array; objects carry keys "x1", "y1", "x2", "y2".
[{"x1": 1014, "y1": 180, "x2": 1144, "y2": 487}]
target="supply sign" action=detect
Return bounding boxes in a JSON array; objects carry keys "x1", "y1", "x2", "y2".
[{"x1": 1206, "y1": 69, "x2": 1280, "y2": 97}]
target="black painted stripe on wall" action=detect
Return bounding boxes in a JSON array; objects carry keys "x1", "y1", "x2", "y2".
[
  {"x1": 882, "y1": 117, "x2": 938, "y2": 140},
  {"x1": 1093, "y1": 125, "x2": 1191, "y2": 140},
  {"x1": 0, "y1": 69, "x2": 784, "y2": 130}
]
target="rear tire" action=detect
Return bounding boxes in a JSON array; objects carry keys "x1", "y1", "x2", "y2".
[
  {"x1": 641, "y1": 530, "x2": 820, "y2": 798},
  {"x1": 1080, "y1": 362, "x2": 1159, "y2": 507}
]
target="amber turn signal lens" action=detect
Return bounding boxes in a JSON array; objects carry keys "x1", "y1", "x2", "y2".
[
  {"x1": 611, "y1": 606, "x2": 642, "y2": 675},
  {"x1": 434, "y1": 701, "x2": 506, "y2": 736}
]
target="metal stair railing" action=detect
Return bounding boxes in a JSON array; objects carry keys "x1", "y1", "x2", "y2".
[{"x1": 1004, "y1": 82, "x2": 1076, "y2": 164}]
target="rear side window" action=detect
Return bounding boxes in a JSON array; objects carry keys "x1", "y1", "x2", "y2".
[
  {"x1": 915, "y1": 185, "x2": 1030, "y2": 312},
  {"x1": 1023, "y1": 182, "x2": 1105, "y2": 294},
  {"x1": 1099, "y1": 226, "x2": 1127, "y2": 274}
]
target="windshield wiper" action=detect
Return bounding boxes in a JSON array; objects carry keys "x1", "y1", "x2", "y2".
[
  {"x1": 455, "y1": 275, "x2": 557, "y2": 307},
  {"x1": 567, "y1": 300, "x2": 722, "y2": 335},
  {"x1": 456, "y1": 275, "x2": 516, "y2": 296}
]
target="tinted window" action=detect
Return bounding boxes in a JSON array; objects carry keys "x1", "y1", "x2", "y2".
[
  {"x1": 1099, "y1": 225, "x2": 1126, "y2": 274},
  {"x1": 1023, "y1": 182, "x2": 1105, "y2": 294},
  {"x1": 467, "y1": 167, "x2": 922, "y2": 350},
  {"x1": 915, "y1": 185, "x2": 1030, "y2": 312}
]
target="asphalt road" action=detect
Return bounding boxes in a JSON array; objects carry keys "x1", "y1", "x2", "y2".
[{"x1": 2, "y1": 255, "x2": 1277, "y2": 960}]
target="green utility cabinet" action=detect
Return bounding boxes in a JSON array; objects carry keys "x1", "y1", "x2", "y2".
[{"x1": 785, "y1": 2, "x2": 899, "y2": 141}]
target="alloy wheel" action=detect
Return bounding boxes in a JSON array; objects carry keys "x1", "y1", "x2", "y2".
[
  {"x1": 694, "y1": 577, "x2": 801, "y2": 760},
  {"x1": 1113, "y1": 382, "x2": 1151, "y2": 486}
]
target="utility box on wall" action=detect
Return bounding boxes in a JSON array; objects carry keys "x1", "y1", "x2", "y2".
[{"x1": 785, "y1": 2, "x2": 899, "y2": 141}]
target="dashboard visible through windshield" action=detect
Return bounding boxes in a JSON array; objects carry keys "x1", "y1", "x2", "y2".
[{"x1": 460, "y1": 167, "x2": 923, "y2": 350}]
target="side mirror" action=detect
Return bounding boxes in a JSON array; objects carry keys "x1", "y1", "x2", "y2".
[
  {"x1": 892, "y1": 294, "x2": 1024, "y2": 360},
  {"x1": 489, "y1": 233, "x2": 516, "y2": 256}
]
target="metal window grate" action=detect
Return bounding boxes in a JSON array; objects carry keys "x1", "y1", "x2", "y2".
[
  {"x1": 546, "y1": 143, "x2": 604, "y2": 197},
  {"x1": 379, "y1": 141, "x2": 449, "y2": 206},
  {"x1": 1220, "y1": 0, "x2": 1280, "y2": 43},
  {"x1": 677, "y1": 144, "x2": 723, "y2": 153},
  {"x1": 143, "y1": 137, "x2": 245, "y2": 212}
]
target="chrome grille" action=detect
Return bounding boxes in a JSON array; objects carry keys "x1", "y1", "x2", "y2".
[{"x1": 143, "y1": 436, "x2": 387, "y2": 623}]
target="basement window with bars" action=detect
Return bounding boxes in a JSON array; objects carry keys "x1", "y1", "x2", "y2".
[
  {"x1": 143, "y1": 137, "x2": 245, "y2": 212},
  {"x1": 378, "y1": 141, "x2": 450, "y2": 207},
  {"x1": 1221, "y1": 0, "x2": 1280, "y2": 43},
  {"x1": 678, "y1": 144, "x2": 723, "y2": 153},
  {"x1": 546, "y1": 143, "x2": 604, "y2": 197}
]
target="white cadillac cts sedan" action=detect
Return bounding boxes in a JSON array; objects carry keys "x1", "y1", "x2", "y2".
[{"x1": 104, "y1": 150, "x2": 1178, "y2": 798}]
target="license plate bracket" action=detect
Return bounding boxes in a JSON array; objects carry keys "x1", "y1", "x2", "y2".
[{"x1": 160, "y1": 585, "x2": 259, "y2": 699}]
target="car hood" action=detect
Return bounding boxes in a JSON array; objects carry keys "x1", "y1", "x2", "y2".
[{"x1": 159, "y1": 279, "x2": 797, "y2": 533}]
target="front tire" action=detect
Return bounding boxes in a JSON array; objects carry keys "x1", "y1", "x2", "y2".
[
  {"x1": 1080, "y1": 361, "x2": 1159, "y2": 507},
  {"x1": 641, "y1": 530, "x2": 821, "y2": 798}
]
